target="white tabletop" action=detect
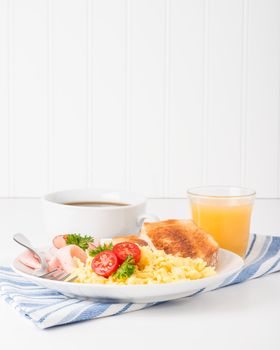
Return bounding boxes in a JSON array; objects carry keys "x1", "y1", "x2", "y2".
[{"x1": 0, "y1": 199, "x2": 279, "y2": 350}]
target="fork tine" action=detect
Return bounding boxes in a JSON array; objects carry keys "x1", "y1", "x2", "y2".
[
  {"x1": 54, "y1": 273, "x2": 78, "y2": 282},
  {"x1": 65, "y1": 276, "x2": 78, "y2": 282},
  {"x1": 49, "y1": 271, "x2": 65, "y2": 280},
  {"x1": 50, "y1": 273, "x2": 78, "y2": 282},
  {"x1": 40, "y1": 269, "x2": 78, "y2": 282},
  {"x1": 40, "y1": 269, "x2": 58, "y2": 278},
  {"x1": 59, "y1": 273, "x2": 72, "y2": 281}
]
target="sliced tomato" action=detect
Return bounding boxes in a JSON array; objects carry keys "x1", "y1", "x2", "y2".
[
  {"x1": 113, "y1": 242, "x2": 141, "y2": 264},
  {"x1": 91, "y1": 250, "x2": 119, "y2": 278}
]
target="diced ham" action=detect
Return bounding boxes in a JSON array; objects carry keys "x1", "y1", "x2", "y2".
[
  {"x1": 18, "y1": 243, "x2": 87, "y2": 274},
  {"x1": 18, "y1": 250, "x2": 41, "y2": 270},
  {"x1": 51, "y1": 244, "x2": 87, "y2": 273},
  {"x1": 46, "y1": 255, "x2": 62, "y2": 272},
  {"x1": 53, "y1": 235, "x2": 67, "y2": 249},
  {"x1": 45, "y1": 246, "x2": 59, "y2": 258},
  {"x1": 18, "y1": 248, "x2": 62, "y2": 272}
]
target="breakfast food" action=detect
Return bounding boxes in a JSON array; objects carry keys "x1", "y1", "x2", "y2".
[
  {"x1": 113, "y1": 234, "x2": 148, "y2": 247},
  {"x1": 18, "y1": 222, "x2": 218, "y2": 285},
  {"x1": 18, "y1": 249, "x2": 42, "y2": 270},
  {"x1": 69, "y1": 244, "x2": 216, "y2": 285},
  {"x1": 113, "y1": 242, "x2": 141, "y2": 264},
  {"x1": 53, "y1": 234, "x2": 94, "y2": 250},
  {"x1": 52, "y1": 245, "x2": 87, "y2": 273},
  {"x1": 53, "y1": 235, "x2": 67, "y2": 249},
  {"x1": 91, "y1": 250, "x2": 119, "y2": 277},
  {"x1": 141, "y1": 220, "x2": 218, "y2": 267},
  {"x1": 18, "y1": 242, "x2": 88, "y2": 273}
]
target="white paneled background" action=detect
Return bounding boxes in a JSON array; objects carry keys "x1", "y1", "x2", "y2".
[{"x1": 0, "y1": 0, "x2": 280, "y2": 198}]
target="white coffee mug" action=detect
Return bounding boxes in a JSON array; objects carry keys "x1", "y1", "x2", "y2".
[{"x1": 42, "y1": 188, "x2": 158, "y2": 240}]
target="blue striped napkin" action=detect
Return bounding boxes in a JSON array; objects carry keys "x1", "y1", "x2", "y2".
[{"x1": 1, "y1": 234, "x2": 280, "y2": 329}]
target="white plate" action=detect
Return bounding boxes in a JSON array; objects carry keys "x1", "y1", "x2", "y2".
[{"x1": 12, "y1": 248, "x2": 244, "y2": 303}]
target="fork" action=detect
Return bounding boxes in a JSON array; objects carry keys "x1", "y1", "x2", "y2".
[
  {"x1": 13, "y1": 233, "x2": 77, "y2": 282},
  {"x1": 40, "y1": 269, "x2": 77, "y2": 282}
]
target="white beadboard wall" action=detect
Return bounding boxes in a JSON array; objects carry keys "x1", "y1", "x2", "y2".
[{"x1": 0, "y1": 0, "x2": 280, "y2": 198}]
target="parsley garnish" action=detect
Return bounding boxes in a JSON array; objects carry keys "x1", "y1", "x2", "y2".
[
  {"x1": 114, "y1": 255, "x2": 135, "y2": 279},
  {"x1": 88, "y1": 242, "x2": 113, "y2": 257},
  {"x1": 65, "y1": 234, "x2": 94, "y2": 251}
]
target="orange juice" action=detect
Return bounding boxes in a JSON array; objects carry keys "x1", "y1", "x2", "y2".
[
  {"x1": 191, "y1": 201, "x2": 253, "y2": 256},
  {"x1": 188, "y1": 186, "x2": 255, "y2": 257}
]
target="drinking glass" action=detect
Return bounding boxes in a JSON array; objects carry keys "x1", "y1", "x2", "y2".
[{"x1": 188, "y1": 186, "x2": 255, "y2": 257}]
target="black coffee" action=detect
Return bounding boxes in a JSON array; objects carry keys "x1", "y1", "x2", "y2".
[{"x1": 63, "y1": 201, "x2": 129, "y2": 208}]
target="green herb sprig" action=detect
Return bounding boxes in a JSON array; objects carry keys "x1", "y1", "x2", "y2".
[
  {"x1": 88, "y1": 242, "x2": 113, "y2": 257},
  {"x1": 65, "y1": 234, "x2": 94, "y2": 251},
  {"x1": 114, "y1": 255, "x2": 135, "y2": 279}
]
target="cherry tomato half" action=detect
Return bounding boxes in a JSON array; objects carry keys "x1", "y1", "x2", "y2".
[
  {"x1": 113, "y1": 242, "x2": 141, "y2": 264},
  {"x1": 91, "y1": 250, "x2": 119, "y2": 278}
]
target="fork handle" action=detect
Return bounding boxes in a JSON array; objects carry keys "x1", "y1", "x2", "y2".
[
  {"x1": 13, "y1": 233, "x2": 34, "y2": 250},
  {"x1": 13, "y1": 233, "x2": 48, "y2": 272}
]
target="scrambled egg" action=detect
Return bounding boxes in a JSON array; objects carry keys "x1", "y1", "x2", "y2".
[{"x1": 68, "y1": 246, "x2": 216, "y2": 285}]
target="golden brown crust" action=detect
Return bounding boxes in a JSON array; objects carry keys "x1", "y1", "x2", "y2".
[
  {"x1": 141, "y1": 220, "x2": 219, "y2": 266},
  {"x1": 112, "y1": 234, "x2": 148, "y2": 247}
]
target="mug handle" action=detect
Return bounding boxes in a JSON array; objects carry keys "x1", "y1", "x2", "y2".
[{"x1": 136, "y1": 213, "x2": 160, "y2": 228}]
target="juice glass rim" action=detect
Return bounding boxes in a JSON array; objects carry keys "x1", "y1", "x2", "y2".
[{"x1": 187, "y1": 186, "x2": 256, "y2": 199}]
